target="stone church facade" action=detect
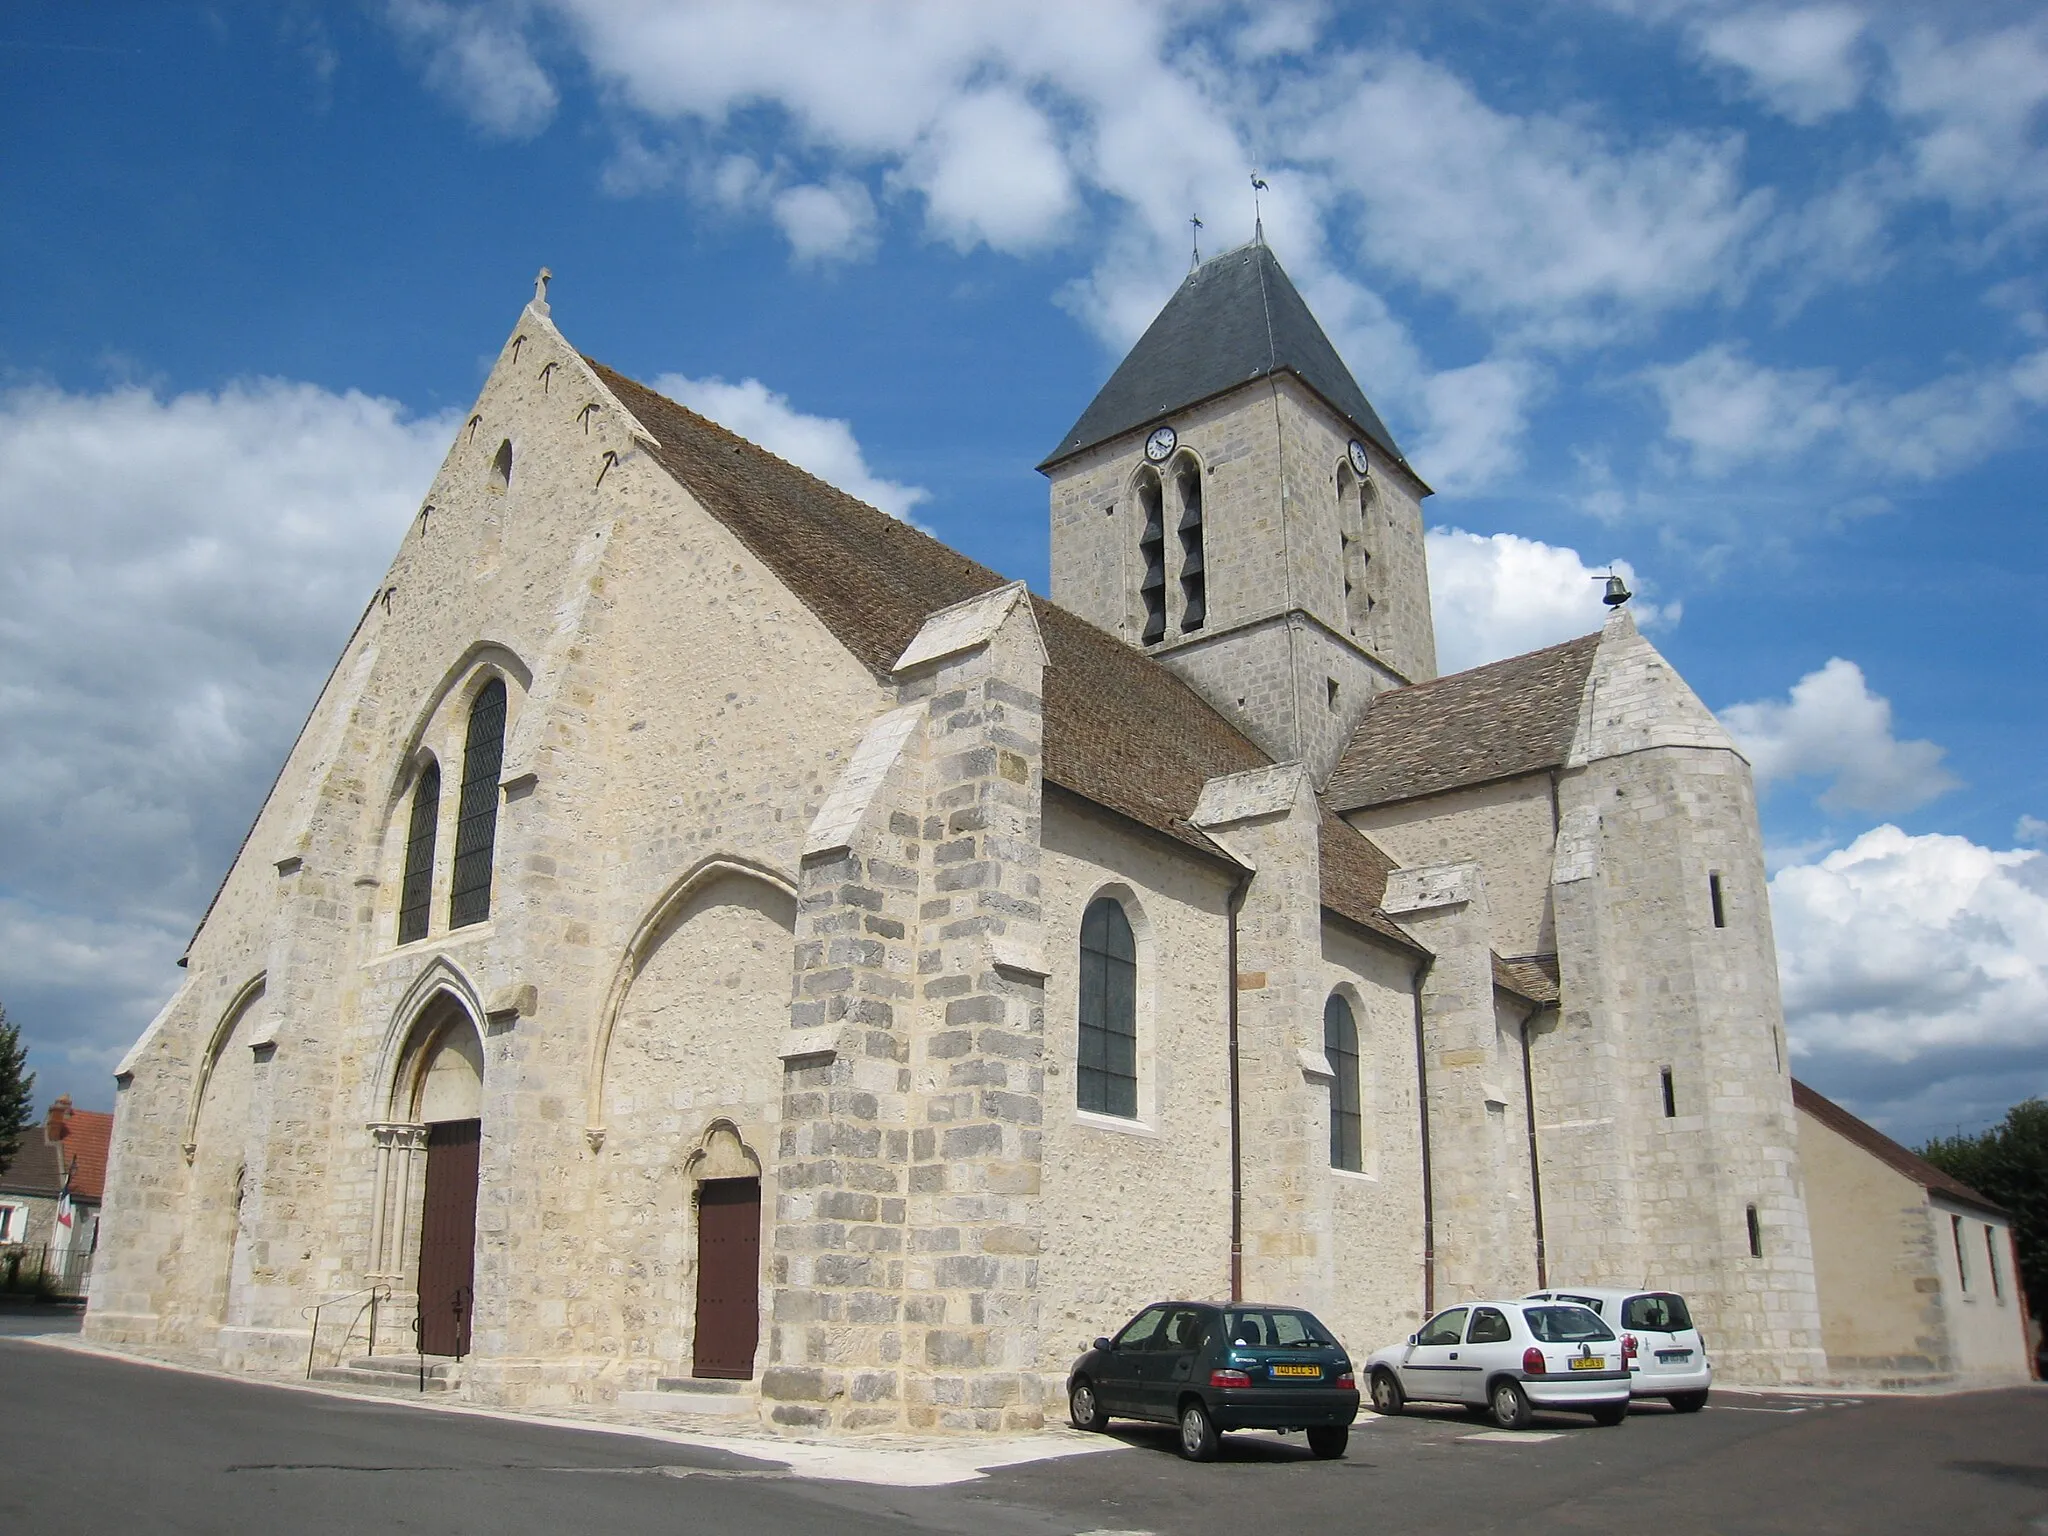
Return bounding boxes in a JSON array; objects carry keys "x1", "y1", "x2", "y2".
[{"x1": 89, "y1": 245, "x2": 1843, "y2": 1430}]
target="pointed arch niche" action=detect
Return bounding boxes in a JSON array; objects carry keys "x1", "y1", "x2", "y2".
[
  {"x1": 582, "y1": 858, "x2": 793, "y2": 1375},
  {"x1": 168, "y1": 973, "x2": 266, "y2": 1340}
]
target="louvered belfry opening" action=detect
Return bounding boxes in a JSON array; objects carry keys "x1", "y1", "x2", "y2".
[
  {"x1": 1325, "y1": 993, "x2": 1362, "y2": 1172},
  {"x1": 1078, "y1": 897, "x2": 1138, "y2": 1118},
  {"x1": 397, "y1": 761, "x2": 440, "y2": 944},
  {"x1": 1136, "y1": 472, "x2": 1166, "y2": 644},
  {"x1": 449, "y1": 678, "x2": 507, "y2": 929},
  {"x1": 1175, "y1": 461, "x2": 1205, "y2": 632}
]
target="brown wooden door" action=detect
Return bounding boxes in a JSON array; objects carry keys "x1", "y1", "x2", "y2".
[
  {"x1": 692, "y1": 1177, "x2": 761, "y2": 1380},
  {"x1": 418, "y1": 1119, "x2": 480, "y2": 1358}
]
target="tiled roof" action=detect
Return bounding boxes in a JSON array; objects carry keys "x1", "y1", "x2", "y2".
[
  {"x1": 1317, "y1": 806, "x2": 1420, "y2": 950},
  {"x1": 1793, "y1": 1079, "x2": 2006, "y2": 1218},
  {"x1": 0, "y1": 1129, "x2": 64, "y2": 1198},
  {"x1": 49, "y1": 1108, "x2": 112, "y2": 1203},
  {"x1": 1039, "y1": 242, "x2": 1406, "y2": 470},
  {"x1": 597, "y1": 364, "x2": 1282, "y2": 866},
  {"x1": 1494, "y1": 953, "x2": 1561, "y2": 1006},
  {"x1": 1327, "y1": 632, "x2": 1603, "y2": 812}
]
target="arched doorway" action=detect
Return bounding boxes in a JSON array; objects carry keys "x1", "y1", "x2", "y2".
[{"x1": 379, "y1": 995, "x2": 484, "y2": 1358}]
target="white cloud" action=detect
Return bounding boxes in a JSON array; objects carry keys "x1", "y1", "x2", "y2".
[
  {"x1": 1425, "y1": 528, "x2": 1674, "y2": 674},
  {"x1": 1720, "y1": 657, "x2": 1957, "y2": 813},
  {"x1": 770, "y1": 178, "x2": 878, "y2": 263},
  {"x1": 1773, "y1": 825, "x2": 2048, "y2": 1063},
  {"x1": 897, "y1": 86, "x2": 1076, "y2": 255},
  {"x1": 1648, "y1": 342, "x2": 2048, "y2": 479},
  {"x1": 386, "y1": 0, "x2": 559, "y2": 139},
  {"x1": 1886, "y1": 19, "x2": 2048, "y2": 222},
  {"x1": 1415, "y1": 359, "x2": 1543, "y2": 490},
  {"x1": 1692, "y1": 5, "x2": 1868, "y2": 124},
  {"x1": 0, "y1": 380, "x2": 453, "y2": 1089},
  {"x1": 649, "y1": 373, "x2": 930, "y2": 520},
  {"x1": 2016, "y1": 814, "x2": 2048, "y2": 849}
]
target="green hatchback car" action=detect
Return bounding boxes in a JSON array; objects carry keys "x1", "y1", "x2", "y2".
[{"x1": 1067, "y1": 1301, "x2": 1360, "y2": 1461}]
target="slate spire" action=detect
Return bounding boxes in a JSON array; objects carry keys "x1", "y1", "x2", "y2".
[{"x1": 1039, "y1": 242, "x2": 1406, "y2": 470}]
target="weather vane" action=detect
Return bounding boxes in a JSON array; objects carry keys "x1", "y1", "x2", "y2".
[
  {"x1": 1189, "y1": 213, "x2": 1204, "y2": 269},
  {"x1": 1251, "y1": 171, "x2": 1268, "y2": 243}
]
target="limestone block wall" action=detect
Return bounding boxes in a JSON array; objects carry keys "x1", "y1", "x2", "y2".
[
  {"x1": 1035, "y1": 797, "x2": 1236, "y2": 1377},
  {"x1": 1348, "y1": 773, "x2": 1559, "y2": 958},
  {"x1": 1926, "y1": 1199, "x2": 2032, "y2": 1383}
]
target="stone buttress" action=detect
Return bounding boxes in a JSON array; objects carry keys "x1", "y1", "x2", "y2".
[{"x1": 763, "y1": 584, "x2": 1048, "y2": 1432}]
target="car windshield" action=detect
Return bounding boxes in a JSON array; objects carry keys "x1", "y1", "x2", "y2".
[
  {"x1": 1621, "y1": 1293, "x2": 1694, "y2": 1332},
  {"x1": 1223, "y1": 1309, "x2": 1336, "y2": 1348},
  {"x1": 1523, "y1": 1304, "x2": 1615, "y2": 1344}
]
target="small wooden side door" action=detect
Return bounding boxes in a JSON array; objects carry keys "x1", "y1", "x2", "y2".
[
  {"x1": 418, "y1": 1119, "x2": 480, "y2": 1358},
  {"x1": 691, "y1": 1177, "x2": 761, "y2": 1380}
]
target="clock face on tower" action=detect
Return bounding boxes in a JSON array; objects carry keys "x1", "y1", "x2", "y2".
[
  {"x1": 1347, "y1": 438, "x2": 1371, "y2": 476},
  {"x1": 1144, "y1": 424, "x2": 1177, "y2": 463}
]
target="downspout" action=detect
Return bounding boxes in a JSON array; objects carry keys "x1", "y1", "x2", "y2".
[
  {"x1": 1409, "y1": 954, "x2": 1436, "y2": 1317},
  {"x1": 1519, "y1": 1002, "x2": 1553, "y2": 1289},
  {"x1": 1226, "y1": 866, "x2": 1254, "y2": 1304}
]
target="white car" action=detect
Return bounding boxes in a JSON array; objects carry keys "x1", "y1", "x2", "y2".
[
  {"x1": 1364, "y1": 1299, "x2": 1631, "y2": 1430},
  {"x1": 1524, "y1": 1288, "x2": 1711, "y2": 1412}
]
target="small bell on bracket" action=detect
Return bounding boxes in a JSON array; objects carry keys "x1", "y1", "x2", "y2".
[{"x1": 1599, "y1": 573, "x2": 1632, "y2": 608}]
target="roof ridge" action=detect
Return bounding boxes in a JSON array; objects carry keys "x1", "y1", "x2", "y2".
[
  {"x1": 1792, "y1": 1078, "x2": 2006, "y2": 1216},
  {"x1": 1379, "y1": 629, "x2": 1603, "y2": 700}
]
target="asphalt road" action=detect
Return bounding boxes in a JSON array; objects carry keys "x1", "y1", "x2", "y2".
[{"x1": 4, "y1": 1334, "x2": 2046, "y2": 1536}]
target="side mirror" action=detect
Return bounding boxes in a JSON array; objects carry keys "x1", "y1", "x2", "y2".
[
  {"x1": 1094, "y1": 1337, "x2": 1114, "y2": 1352},
  {"x1": 1407, "y1": 1334, "x2": 1419, "y2": 1347}
]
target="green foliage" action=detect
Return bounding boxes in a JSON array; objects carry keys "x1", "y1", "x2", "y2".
[
  {"x1": 0, "y1": 1004, "x2": 34, "y2": 1172},
  {"x1": 1922, "y1": 1099, "x2": 2048, "y2": 1322}
]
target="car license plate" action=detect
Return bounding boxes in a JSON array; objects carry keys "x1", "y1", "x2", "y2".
[
  {"x1": 1272, "y1": 1364, "x2": 1321, "y2": 1378},
  {"x1": 1656, "y1": 1350, "x2": 1692, "y2": 1362},
  {"x1": 1569, "y1": 1356, "x2": 1607, "y2": 1371}
]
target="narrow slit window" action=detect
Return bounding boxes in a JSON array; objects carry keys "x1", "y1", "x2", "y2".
[
  {"x1": 1661, "y1": 1067, "x2": 1677, "y2": 1118},
  {"x1": 1175, "y1": 463, "x2": 1205, "y2": 634},
  {"x1": 1326, "y1": 677, "x2": 1340, "y2": 711},
  {"x1": 489, "y1": 438, "x2": 513, "y2": 493},
  {"x1": 1077, "y1": 898, "x2": 1138, "y2": 1119},
  {"x1": 1325, "y1": 995, "x2": 1362, "y2": 1172},
  {"x1": 449, "y1": 678, "x2": 508, "y2": 929},
  {"x1": 1952, "y1": 1213, "x2": 1969, "y2": 1291},
  {"x1": 1709, "y1": 872, "x2": 1726, "y2": 928},
  {"x1": 1986, "y1": 1226, "x2": 2003, "y2": 1299},
  {"x1": 397, "y1": 761, "x2": 440, "y2": 944},
  {"x1": 1136, "y1": 475, "x2": 1166, "y2": 645},
  {"x1": 1746, "y1": 1203, "x2": 1762, "y2": 1258}
]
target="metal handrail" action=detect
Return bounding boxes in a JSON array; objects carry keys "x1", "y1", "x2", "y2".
[{"x1": 303, "y1": 1285, "x2": 392, "y2": 1379}]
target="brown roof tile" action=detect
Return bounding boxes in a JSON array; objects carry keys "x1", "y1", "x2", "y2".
[
  {"x1": 595, "y1": 363, "x2": 1273, "y2": 863},
  {"x1": 1493, "y1": 953, "x2": 1561, "y2": 1006},
  {"x1": 1318, "y1": 806, "x2": 1421, "y2": 950},
  {"x1": 0, "y1": 1127, "x2": 64, "y2": 1198},
  {"x1": 1793, "y1": 1079, "x2": 2005, "y2": 1217},
  {"x1": 48, "y1": 1107, "x2": 112, "y2": 1203},
  {"x1": 1327, "y1": 632, "x2": 1602, "y2": 812}
]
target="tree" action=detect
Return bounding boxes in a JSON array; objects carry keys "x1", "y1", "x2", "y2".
[
  {"x1": 1922, "y1": 1099, "x2": 2048, "y2": 1324},
  {"x1": 0, "y1": 1003, "x2": 33, "y2": 1172}
]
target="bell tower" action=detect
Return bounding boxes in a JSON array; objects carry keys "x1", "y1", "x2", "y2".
[{"x1": 1041, "y1": 242, "x2": 1436, "y2": 783}]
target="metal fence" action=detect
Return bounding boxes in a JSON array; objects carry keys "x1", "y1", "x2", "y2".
[{"x1": 0, "y1": 1244, "x2": 93, "y2": 1300}]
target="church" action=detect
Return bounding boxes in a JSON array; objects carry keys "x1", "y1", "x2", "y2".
[{"x1": 85, "y1": 243, "x2": 2031, "y2": 1430}]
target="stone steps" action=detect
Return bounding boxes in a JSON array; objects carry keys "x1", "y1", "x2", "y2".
[
  {"x1": 617, "y1": 1375, "x2": 757, "y2": 1416},
  {"x1": 309, "y1": 1354, "x2": 466, "y2": 1394}
]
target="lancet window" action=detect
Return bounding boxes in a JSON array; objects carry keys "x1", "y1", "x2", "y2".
[
  {"x1": 1325, "y1": 994, "x2": 1362, "y2": 1171},
  {"x1": 449, "y1": 678, "x2": 507, "y2": 929},
  {"x1": 1078, "y1": 897, "x2": 1138, "y2": 1118},
  {"x1": 397, "y1": 761, "x2": 440, "y2": 945}
]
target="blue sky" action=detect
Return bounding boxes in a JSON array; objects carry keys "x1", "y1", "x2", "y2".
[{"x1": 2, "y1": 1, "x2": 2044, "y2": 1144}]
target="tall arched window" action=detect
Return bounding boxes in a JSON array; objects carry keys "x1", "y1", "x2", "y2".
[
  {"x1": 1335, "y1": 461, "x2": 1372, "y2": 635},
  {"x1": 397, "y1": 761, "x2": 440, "y2": 944},
  {"x1": 1136, "y1": 473, "x2": 1166, "y2": 645},
  {"x1": 1325, "y1": 994, "x2": 1362, "y2": 1171},
  {"x1": 449, "y1": 678, "x2": 507, "y2": 928},
  {"x1": 1078, "y1": 898, "x2": 1138, "y2": 1119},
  {"x1": 1175, "y1": 461, "x2": 1205, "y2": 633}
]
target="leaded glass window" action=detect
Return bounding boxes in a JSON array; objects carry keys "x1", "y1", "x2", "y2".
[
  {"x1": 1325, "y1": 993, "x2": 1362, "y2": 1171},
  {"x1": 397, "y1": 760, "x2": 439, "y2": 944},
  {"x1": 1078, "y1": 897, "x2": 1138, "y2": 1118},
  {"x1": 449, "y1": 678, "x2": 507, "y2": 929}
]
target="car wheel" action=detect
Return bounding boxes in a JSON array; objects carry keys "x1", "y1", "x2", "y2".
[
  {"x1": 1178, "y1": 1400, "x2": 1221, "y2": 1462},
  {"x1": 1490, "y1": 1379, "x2": 1533, "y2": 1431},
  {"x1": 1668, "y1": 1391, "x2": 1708, "y2": 1414},
  {"x1": 1306, "y1": 1426, "x2": 1348, "y2": 1459},
  {"x1": 1068, "y1": 1379, "x2": 1108, "y2": 1432},
  {"x1": 1591, "y1": 1402, "x2": 1628, "y2": 1427},
  {"x1": 1369, "y1": 1369, "x2": 1405, "y2": 1416}
]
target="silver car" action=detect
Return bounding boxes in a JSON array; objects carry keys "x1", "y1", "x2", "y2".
[
  {"x1": 1524, "y1": 1288, "x2": 1711, "y2": 1412},
  {"x1": 1364, "y1": 1299, "x2": 1632, "y2": 1430}
]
